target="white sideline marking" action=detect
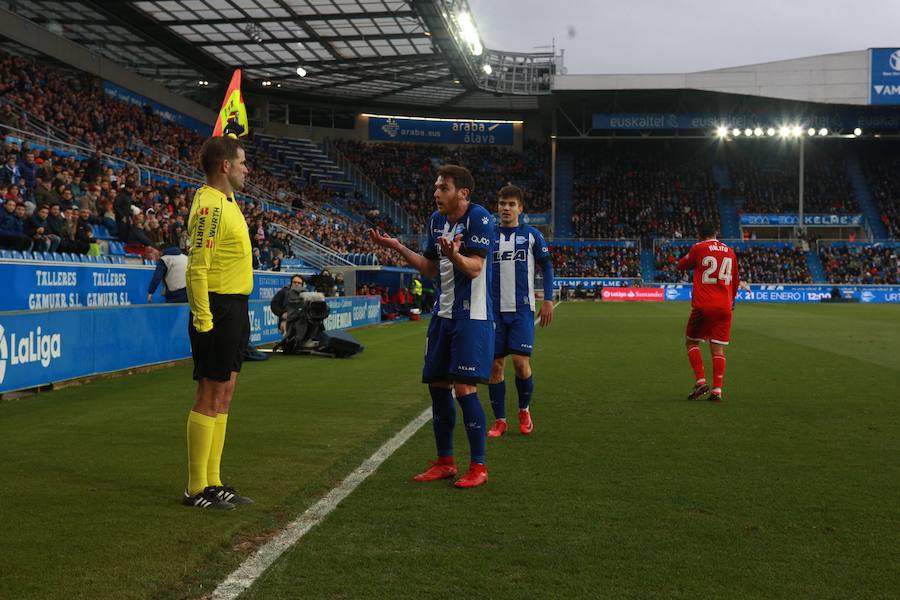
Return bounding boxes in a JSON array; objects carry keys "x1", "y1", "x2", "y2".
[
  {"x1": 212, "y1": 407, "x2": 432, "y2": 600},
  {"x1": 213, "y1": 300, "x2": 562, "y2": 599}
]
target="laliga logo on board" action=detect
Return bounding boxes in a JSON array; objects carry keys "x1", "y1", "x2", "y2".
[
  {"x1": 665, "y1": 286, "x2": 680, "y2": 300},
  {"x1": 0, "y1": 324, "x2": 62, "y2": 384},
  {"x1": 861, "y1": 290, "x2": 875, "y2": 303}
]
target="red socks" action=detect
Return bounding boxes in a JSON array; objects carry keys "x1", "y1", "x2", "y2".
[
  {"x1": 687, "y1": 346, "x2": 706, "y2": 384},
  {"x1": 712, "y1": 355, "x2": 726, "y2": 394}
]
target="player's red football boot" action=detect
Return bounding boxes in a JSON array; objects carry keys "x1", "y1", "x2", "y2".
[
  {"x1": 487, "y1": 419, "x2": 507, "y2": 438},
  {"x1": 453, "y1": 463, "x2": 488, "y2": 488},
  {"x1": 412, "y1": 457, "x2": 458, "y2": 482},
  {"x1": 518, "y1": 409, "x2": 534, "y2": 435}
]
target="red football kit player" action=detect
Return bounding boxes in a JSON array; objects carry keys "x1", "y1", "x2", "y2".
[{"x1": 677, "y1": 223, "x2": 740, "y2": 402}]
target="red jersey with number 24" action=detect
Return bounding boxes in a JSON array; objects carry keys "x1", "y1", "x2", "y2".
[{"x1": 677, "y1": 239, "x2": 740, "y2": 311}]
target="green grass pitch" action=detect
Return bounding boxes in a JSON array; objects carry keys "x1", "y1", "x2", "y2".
[{"x1": 1, "y1": 302, "x2": 898, "y2": 599}]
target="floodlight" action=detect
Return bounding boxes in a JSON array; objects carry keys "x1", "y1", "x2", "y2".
[
  {"x1": 854, "y1": 127, "x2": 862, "y2": 136},
  {"x1": 732, "y1": 128, "x2": 741, "y2": 136},
  {"x1": 716, "y1": 126, "x2": 728, "y2": 137},
  {"x1": 818, "y1": 128, "x2": 828, "y2": 136},
  {"x1": 744, "y1": 128, "x2": 753, "y2": 137},
  {"x1": 791, "y1": 126, "x2": 802, "y2": 137},
  {"x1": 483, "y1": 64, "x2": 492, "y2": 75},
  {"x1": 753, "y1": 127, "x2": 763, "y2": 136},
  {"x1": 296, "y1": 66, "x2": 307, "y2": 77},
  {"x1": 807, "y1": 128, "x2": 816, "y2": 136},
  {"x1": 766, "y1": 127, "x2": 775, "y2": 136},
  {"x1": 779, "y1": 126, "x2": 790, "y2": 137}
]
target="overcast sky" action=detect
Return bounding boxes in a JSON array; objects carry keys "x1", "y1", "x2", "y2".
[{"x1": 468, "y1": 0, "x2": 900, "y2": 74}]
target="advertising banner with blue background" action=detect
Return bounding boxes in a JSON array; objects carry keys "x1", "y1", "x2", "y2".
[
  {"x1": 592, "y1": 111, "x2": 900, "y2": 130},
  {"x1": 660, "y1": 284, "x2": 900, "y2": 303},
  {"x1": 870, "y1": 48, "x2": 900, "y2": 105},
  {"x1": 554, "y1": 277, "x2": 640, "y2": 289},
  {"x1": 0, "y1": 261, "x2": 297, "y2": 312},
  {"x1": 740, "y1": 214, "x2": 864, "y2": 226},
  {"x1": 102, "y1": 81, "x2": 212, "y2": 134},
  {"x1": 368, "y1": 116, "x2": 513, "y2": 145},
  {"x1": 0, "y1": 296, "x2": 380, "y2": 393}
]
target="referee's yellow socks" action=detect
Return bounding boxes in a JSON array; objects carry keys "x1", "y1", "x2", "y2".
[
  {"x1": 207, "y1": 413, "x2": 229, "y2": 488},
  {"x1": 186, "y1": 411, "x2": 216, "y2": 495}
]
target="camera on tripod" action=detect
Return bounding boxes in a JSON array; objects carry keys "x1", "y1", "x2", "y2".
[{"x1": 273, "y1": 289, "x2": 363, "y2": 357}]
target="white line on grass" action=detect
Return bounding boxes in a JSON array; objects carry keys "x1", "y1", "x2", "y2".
[
  {"x1": 212, "y1": 407, "x2": 432, "y2": 600},
  {"x1": 213, "y1": 300, "x2": 561, "y2": 599}
]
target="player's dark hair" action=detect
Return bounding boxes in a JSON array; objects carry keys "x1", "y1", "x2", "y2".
[
  {"x1": 697, "y1": 221, "x2": 717, "y2": 239},
  {"x1": 498, "y1": 184, "x2": 524, "y2": 208},
  {"x1": 199, "y1": 136, "x2": 244, "y2": 177},
  {"x1": 437, "y1": 164, "x2": 475, "y2": 196}
]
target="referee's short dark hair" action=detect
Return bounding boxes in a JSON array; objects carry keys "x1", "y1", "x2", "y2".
[
  {"x1": 199, "y1": 136, "x2": 244, "y2": 177},
  {"x1": 437, "y1": 164, "x2": 475, "y2": 196}
]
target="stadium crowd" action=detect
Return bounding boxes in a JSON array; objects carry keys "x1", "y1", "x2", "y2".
[
  {"x1": 862, "y1": 147, "x2": 900, "y2": 239},
  {"x1": 333, "y1": 139, "x2": 551, "y2": 230},
  {"x1": 726, "y1": 144, "x2": 859, "y2": 214},
  {"x1": 654, "y1": 244, "x2": 813, "y2": 283},
  {"x1": 818, "y1": 244, "x2": 899, "y2": 285},
  {"x1": 550, "y1": 244, "x2": 641, "y2": 278},
  {"x1": 570, "y1": 144, "x2": 719, "y2": 242},
  {"x1": 0, "y1": 50, "x2": 398, "y2": 265}
]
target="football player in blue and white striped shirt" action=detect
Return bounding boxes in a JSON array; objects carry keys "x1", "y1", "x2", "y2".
[
  {"x1": 368, "y1": 164, "x2": 494, "y2": 488},
  {"x1": 487, "y1": 185, "x2": 554, "y2": 437}
]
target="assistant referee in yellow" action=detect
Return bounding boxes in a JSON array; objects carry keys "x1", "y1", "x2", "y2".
[{"x1": 182, "y1": 136, "x2": 254, "y2": 510}]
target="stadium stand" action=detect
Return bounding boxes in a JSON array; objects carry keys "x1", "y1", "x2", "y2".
[
  {"x1": 551, "y1": 243, "x2": 641, "y2": 278},
  {"x1": 569, "y1": 142, "x2": 719, "y2": 243},
  {"x1": 725, "y1": 142, "x2": 860, "y2": 214},
  {"x1": 333, "y1": 139, "x2": 551, "y2": 230},
  {"x1": 860, "y1": 145, "x2": 900, "y2": 240},
  {"x1": 0, "y1": 50, "x2": 400, "y2": 266},
  {"x1": 818, "y1": 243, "x2": 899, "y2": 284}
]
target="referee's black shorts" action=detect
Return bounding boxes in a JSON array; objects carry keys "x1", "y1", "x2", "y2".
[{"x1": 188, "y1": 293, "x2": 250, "y2": 382}]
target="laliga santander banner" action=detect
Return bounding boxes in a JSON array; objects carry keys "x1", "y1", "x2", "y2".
[
  {"x1": 212, "y1": 69, "x2": 249, "y2": 138},
  {"x1": 602, "y1": 288, "x2": 665, "y2": 302}
]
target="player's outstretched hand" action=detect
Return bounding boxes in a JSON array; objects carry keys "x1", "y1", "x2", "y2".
[
  {"x1": 538, "y1": 299, "x2": 554, "y2": 327},
  {"x1": 438, "y1": 234, "x2": 463, "y2": 258},
  {"x1": 367, "y1": 228, "x2": 401, "y2": 251}
]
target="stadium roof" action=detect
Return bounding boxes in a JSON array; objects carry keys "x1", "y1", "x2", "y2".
[{"x1": 6, "y1": 0, "x2": 557, "y2": 111}]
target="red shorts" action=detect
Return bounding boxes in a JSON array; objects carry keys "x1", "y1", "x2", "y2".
[{"x1": 685, "y1": 307, "x2": 732, "y2": 345}]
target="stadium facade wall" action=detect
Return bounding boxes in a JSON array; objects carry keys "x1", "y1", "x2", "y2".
[{"x1": 0, "y1": 296, "x2": 381, "y2": 394}]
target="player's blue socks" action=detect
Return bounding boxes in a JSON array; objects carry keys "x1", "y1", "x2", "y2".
[
  {"x1": 488, "y1": 381, "x2": 506, "y2": 420},
  {"x1": 429, "y1": 387, "x2": 456, "y2": 458},
  {"x1": 457, "y1": 392, "x2": 486, "y2": 464},
  {"x1": 515, "y1": 375, "x2": 534, "y2": 410}
]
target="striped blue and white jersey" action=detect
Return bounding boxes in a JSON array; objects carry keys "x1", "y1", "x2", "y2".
[
  {"x1": 423, "y1": 203, "x2": 494, "y2": 321},
  {"x1": 492, "y1": 224, "x2": 551, "y2": 313}
]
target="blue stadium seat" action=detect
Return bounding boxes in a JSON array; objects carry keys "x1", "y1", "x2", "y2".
[
  {"x1": 10, "y1": 250, "x2": 24, "y2": 260},
  {"x1": 111, "y1": 256, "x2": 125, "y2": 264},
  {"x1": 62, "y1": 253, "x2": 76, "y2": 262},
  {"x1": 22, "y1": 250, "x2": 35, "y2": 260},
  {"x1": 0, "y1": 249, "x2": 10, "y2": 259},
  {"x1": 51, "y1": 252, "x2": 64, "y2": 262}
]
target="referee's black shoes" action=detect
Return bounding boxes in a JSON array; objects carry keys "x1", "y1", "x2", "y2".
[
  {"x1": 182, "y1": 486, "x2": 235, "y2": 510},
  {"x1": 214, "y1": 484, "x2": 254, "y2": 505}
]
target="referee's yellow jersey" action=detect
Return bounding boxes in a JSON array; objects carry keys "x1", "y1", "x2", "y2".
[{"x1": 185, "y1": 185, "x2": 253, "y2": 332}]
